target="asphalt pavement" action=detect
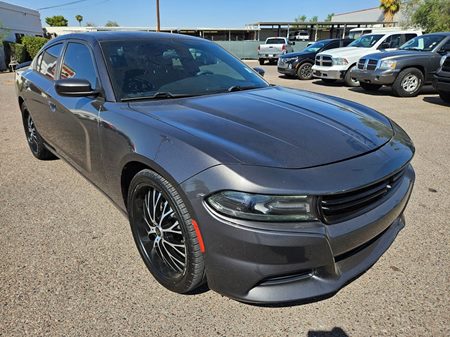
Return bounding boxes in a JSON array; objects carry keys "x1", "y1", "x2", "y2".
[{"x1": 1, "y1": 65, "x2": 449, "y2": 336}]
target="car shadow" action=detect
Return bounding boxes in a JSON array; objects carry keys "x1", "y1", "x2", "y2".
[
  {"x1": 423, "y1": 96, "x2": 450, "y2": 107},
  {"x1": 308, "y1": 327, "x2": 350, "y2": 337},
  {"x1": 348, "y1": 85, "x2": 437, "y2": 97},
  {"x1": 311, "y1": 79, "x2": 342, "y2": 87}
]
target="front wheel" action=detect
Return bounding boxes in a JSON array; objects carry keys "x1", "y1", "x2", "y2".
[
  {"x1": 344, "y1": 66, "x2": 359, "y2": 87},
  {"x1": 127, "y1": 169, "x2": 205, "y2": 293},
  {"x1": 259, "y1": 59, "x2": 265, "y2": 65},
  {"x1": 360, "y1": 82, "x2": 382, "y2": 91},
  {"x1": 392, "y1": 68, "x2": 424, "y2": 97},
  {"x1": 297, "y1": 62, "x2": 313, "y2": 80}
]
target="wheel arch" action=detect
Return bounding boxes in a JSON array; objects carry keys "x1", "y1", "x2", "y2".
[{"x1": 399, "y1": 65, "x2": 425, "y2": 77}]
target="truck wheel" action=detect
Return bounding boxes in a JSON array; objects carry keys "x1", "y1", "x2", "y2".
[
  {"x1": 392, "y1": 68, "x2": 424, "y2": 97},
  {"x1": 360, "y1": 82, "x2": 382, "y2": 91},
  {"x1": 259, "y1": 59, "x2": 265, "y2": 65},
  {"x1": 344, "y1": 65, "x2": 359, "y2": 87},
  {"x1": 439, "y1": 92, "x2": 450, "y2": 103},
  {"x1": 297, "y1": 62, "x2": 313, "y2": 80},
  {"x1": 321, "y1": 79, "x2": 337, "y2": 84}
]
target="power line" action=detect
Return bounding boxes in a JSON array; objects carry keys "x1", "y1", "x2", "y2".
[{"x1": 37, "y1": 0, "x2": 90, "y2": 10}]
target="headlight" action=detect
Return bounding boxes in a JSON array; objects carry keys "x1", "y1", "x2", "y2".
[
  {"x1": 378, "y1": 59, "x2": 397, "y2": 70},
  {"x1": 283, "y1": 57, "x2": 297, "y2": 63},
  {"x1": 440, "y1": 55, "x2": 447, "y2": 67},
  {"x1": 332, "y1": 57, "x2": 348, "y2": 65},
  {"x1": 206, "y1": 191, "x2": 316, "y2": 222}
]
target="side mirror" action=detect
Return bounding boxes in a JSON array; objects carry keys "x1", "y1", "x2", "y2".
[
  {"x1": 253, "y1": 67, "x2": 265, "y2": 77},
  {"x1": 379, "y1": 42, "x2": 390, "y2": 50},
  {"x1": 55, "y1": 78, "x2": 99, "y2": 97},
  {"x1": 438, "y1": 47, "x2": 450, "y2": 55}
]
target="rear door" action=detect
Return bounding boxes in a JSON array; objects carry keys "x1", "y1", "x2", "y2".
[{"x1": 46, "y1": 40, "x2": 104, "y2": 182}]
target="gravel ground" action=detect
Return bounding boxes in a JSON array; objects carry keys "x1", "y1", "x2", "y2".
[{"x1": 1, "y1": 64, "x2": 449, "y2": 337}]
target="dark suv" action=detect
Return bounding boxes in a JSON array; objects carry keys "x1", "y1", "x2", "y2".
[
  {"x1": 277, "y1": 38, "x2": 353, "y2": 80},
  {"x1": 433, "y1": 54, "x2": 450, "y2": 103}
]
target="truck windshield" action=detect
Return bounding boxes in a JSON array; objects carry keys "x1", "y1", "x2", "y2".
[
  {"x1": 400, "y1": 35, "x2": 446, "y2": 52},
  {"x1": 266, "y1": 38, "x2": 286, "y2": 44},
  {"x1": 349, "y1": 34, "x2": 384, "y2": 48},
  {"x1": 101, "y1": 38, "x2": 268, "y2": 101}
]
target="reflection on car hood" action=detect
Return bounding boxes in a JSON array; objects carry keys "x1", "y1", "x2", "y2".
[
  {"x1": 363, "y1": 49, "x2": 435, "y2": 61},
  {"x1": 129, "y1": 87, "x2": 393, "y2": 169},
  {"x1": 281, "y1": 51, "x2": 315, "y2": 59}
]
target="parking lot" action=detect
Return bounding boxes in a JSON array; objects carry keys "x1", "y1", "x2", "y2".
[{"x1": 1, "y1": 64, "x2": 449, "y2": 336}]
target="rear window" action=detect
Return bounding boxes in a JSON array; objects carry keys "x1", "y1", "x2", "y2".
[{"x1": 266, "y1": 38, "x2": 286, "y2": 44}]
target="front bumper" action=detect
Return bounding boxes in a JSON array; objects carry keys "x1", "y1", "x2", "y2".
[
  {"x1": 351, "y1": 68, "x2": 400, "y2": 85},
  {"x1": 181, "y1": 129, "x2": 415, "y2": 304},
  {"x1": 312, "y1": 65, "x2": 348, "y2": 80},
  {"x1": 258, "y1": 52, "x2": 282, "y2": 60},
  {"x1": 277, "y1": 63, "x2": 297, "y2": 76}
]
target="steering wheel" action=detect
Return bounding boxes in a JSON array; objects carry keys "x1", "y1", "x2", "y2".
[{"x1": 123, "y1": 77, "x2": 154, "y2": 94}]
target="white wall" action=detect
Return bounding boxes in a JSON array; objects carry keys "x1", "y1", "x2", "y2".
[{"x1": 0, "y1": 1, "x2": 42, "y2": 42}]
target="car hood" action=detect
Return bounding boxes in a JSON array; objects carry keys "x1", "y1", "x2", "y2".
[
  {"x1": 129, "y1": 87, "x2": 393, "y2": 169},
  {"x1": 319, "y1": 47, "x2": 380, "y2": 59},
  {"x1": 363, "y1": 49, "x2": 435, "y2": 61},
  {"x1": 281, "y1": 51, "x2": 315, "y2": 59}
]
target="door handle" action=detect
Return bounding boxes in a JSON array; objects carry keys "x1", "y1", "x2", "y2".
[{"x1": 48, "y1": 101, "x2": 57, "y2": 112}]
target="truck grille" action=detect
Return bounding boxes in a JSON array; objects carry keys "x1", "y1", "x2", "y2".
[
  {"x1": 357, "y1": 59, "x2": 378, "y2": 70},
  {"x1": 319, "y1": 169, "x2": 405, "y2": 224},
  {"x1": 315, "y1": 55, "x2": 333, "y2": 67},
  {"x1": 442, "y1": 56, "x2": 450, "y2": 72}
]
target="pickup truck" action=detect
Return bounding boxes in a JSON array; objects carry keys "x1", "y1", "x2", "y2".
[
  {"x1": 352, "y1": 33, "x2": 450, "y2": 97},
  {"x1": 312, "y1": 31, "x2": 421, "y2": 86},
  {"x1": 433, "y1": 54, "x2": 450, "y2": 103},
  {"x1": 258, "y1": 37, "x2": 294, "y2": 65}
]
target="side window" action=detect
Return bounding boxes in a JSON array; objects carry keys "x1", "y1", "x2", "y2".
[
  {"x1": 343, "y1": 39, "x2": 353, "y2": 47},
  {"x1": 441, "y1": 39, "x2": 450, "y2": 52},
  {"x1": 60, "y1": 42, "x2": 98, "y2": 88},
  {"x1": 38, "y1": 44, "x2": 63, "y2": 80},
  {"x1": 388, "y1": 34, "x2": 402, "y2": 48},
  {"x1": 405, "y1": 34, "x2": 417, "y2": 44},
  {"x1": 35, "y1": 52, "x2": 43, "y2": 72},
  {"x1": 322, "y1": 41, "x2": 339, "y2": 50}
]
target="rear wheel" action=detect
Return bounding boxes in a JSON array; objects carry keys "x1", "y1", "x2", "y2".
[
  {"x1": 297, "y1": 62, "x2": 313, "y2": 80},
  {"x1": 259, "y1": 59, "x2": 265, "y2": 65},
  {"x1": 360, "y1": 82, "x2": 382, "y2": 91},
  {"x1": 21, "y1": 102, "x2": 57, "y2": 160},
  {"x1": 392, "y1": 68, "x2": 424, "y2": 97},
  {"x1": 344, "y1": 65, "x2": 359, "y2": 87},
  {"x1": 127, "y1": 169, "x2": 205, "y2": 293},
  {"x1": 439, "y1": 92, "x2": 450, "y2": 103}
]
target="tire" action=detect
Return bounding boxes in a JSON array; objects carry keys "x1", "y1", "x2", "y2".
[
  {"x1": 20, "y1": 102, "x2": 57, "y2": 160},
  {"x1": 392, "y1": 68, "x2": 424, "y2": 97},
  {"x1": 259, "y1": 59, "x2": 265, "y2": 65},
  {"x1": 360, "y1": 82, "x2": 382, "y2": 91},
  {"x1": 127, "y1": 169, "x2": 205, "y2": 294},
  {"x1": 321, "y1": 78, "x2": 337, "y2": 84},
  {"x1": 344, "y1": 65, "x2": 359, "y2": 87},
  {"x1": 438, "y1": 92, "x2": 450, "y2": 104},
  {"x1": 296, "y1": 62, "x2": 313, "y2": 80}
]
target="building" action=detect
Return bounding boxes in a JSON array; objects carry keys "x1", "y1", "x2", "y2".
[{"x1": 331, "y1": 6, "x2": 408, "y2": 25}]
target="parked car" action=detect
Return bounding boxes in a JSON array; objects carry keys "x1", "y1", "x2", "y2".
[
  {"x1": 347, "y1": 27, "x2": 403, "y2": 40},
  {"x1": 312, "y1": 31, "x2": 421, "y2": 86},
  {"x1": 433, "y1": 54, "x2": 450, "y2": 103},
  {"x1": 258, "y1": 37, "x2": 294, "y2": 65},
  {"x1": 16, "y1": 32, "x2": 415, "y2": 304},
  {"x1": 278, "y1": 38, "x2": 353, "y2": 80},
  {"x1": 352, "y1": 33, "x2": 450, "y2": 97},
  {"x1": 294, "y1": 30, "x2": 310, "y2": 41}
]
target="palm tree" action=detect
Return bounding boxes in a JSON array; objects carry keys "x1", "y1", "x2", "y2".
[
  {"x1": 75, "y1": 15, "x2": 83, "y2": 27},
  {"x1": 379, "y1": 0, "x2": 400, "y2": 24}
]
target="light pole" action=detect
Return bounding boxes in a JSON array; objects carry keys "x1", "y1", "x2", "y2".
[{"x1": 156, "y1": 0, "x2": 160, "y2": 32}]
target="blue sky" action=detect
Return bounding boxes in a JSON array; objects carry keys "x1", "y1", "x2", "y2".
[{"x1": 11, "y1": 0, "x2": 380, "y2": 27}]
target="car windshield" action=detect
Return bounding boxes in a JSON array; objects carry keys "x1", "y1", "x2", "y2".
[
  {"x1": 303, "y1": 42, "x2": 326, "y2": 53},
  {"x1": 399, "y1": 35, "x2": 446, "y2": 51},
  {"x1": 349, "y1": 34, "x2": 384, "y2": 48},
  {"x1": 101, "y1": 38, "x2": 268, "y2": 101},
  {"x1": 266, "y1": 38, "x2": 286, "y2": 44}
]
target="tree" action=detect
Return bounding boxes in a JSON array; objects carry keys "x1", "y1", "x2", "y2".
[
  {"x1": 105, "y1": 21, "x2": 119, "y2": 27},
  {"x1": 45, "y1": 15, "x2": 68, "y2": 27},
  {"x1": 75, "y1": 15, "x2": 83, "y2": 27},
  {"x1": 411, "y1": 0, "x2": 450, "y2": 32},
  {"x1": 294, "y1": 15, "x2": 307, "y2": 23},
  {"x1": 379, "y1": 0, "x2": 401, "y2": 23},
  {"x1": 85, "y1": 22, "x2": 96, "y2": 27},
  {"x1": 325, "y1": 13, "x2": 334, "y2": 22},
  {"x1": 309, "y1": 16, "x2": 318, "y2": 23}
]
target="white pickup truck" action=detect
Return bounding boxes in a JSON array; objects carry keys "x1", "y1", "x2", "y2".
[
  {"x1": 258, "y1": 37, "x2": 295, "y2": 65},
  {"x1": 312, "y1": 30, "x2": 421, "y2": 86}
]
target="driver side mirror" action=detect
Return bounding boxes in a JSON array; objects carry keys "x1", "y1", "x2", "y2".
[
  {"x1": 55, "y1": 79, "x2": 99, "y2": 97},
  {"x1": 253, "y1": 67, "x2": 265, "y2": 77},
  {"x1": 438, "y1": 46, "x2": 450, "y2": 55}
]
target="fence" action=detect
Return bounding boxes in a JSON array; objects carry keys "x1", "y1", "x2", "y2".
[{"x1": 215, "y1": 41, "x2": 309, "y2": 59}]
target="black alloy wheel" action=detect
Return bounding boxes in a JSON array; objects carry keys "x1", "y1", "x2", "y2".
[{"x1": 127, "y1": 169, "x2": 205, "y2": 293}]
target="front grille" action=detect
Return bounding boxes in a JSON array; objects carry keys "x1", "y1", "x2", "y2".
[
  {"x1": 357, "y1": 59, "x2": 377, "y2": 70},
  {"x1": 315, "y1": 55, "x2": 332, "y2": 67},
  {"x1": 358, "y1": 58, "x2": 366, "y2": 70},
  {"x1": 442, "y1": 57, "x2": 450, "y2": 72},
  {"x1": 367, "y1": 59, "x2": 378, "y2": 70},
  {"x1": 319, "y1": 169, "x2": 405, "y2": 224}
]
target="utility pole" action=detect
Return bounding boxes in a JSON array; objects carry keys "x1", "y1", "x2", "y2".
[{"x1": 156, "y1": 0, "x2": 160, "y2": 32}]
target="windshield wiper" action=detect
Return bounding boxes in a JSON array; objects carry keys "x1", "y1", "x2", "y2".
[
  {"x1": 121, "y1": 92, "x2": 196, "y2": 102},
  {"x1": 227, "y1": 85, "x2": 260, "y2": 92}
]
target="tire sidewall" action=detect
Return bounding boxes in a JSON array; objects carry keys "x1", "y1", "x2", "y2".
[
  {"x1": 297, "y1": 62, "x2": 313, "y2": 80},
  {"x1": 393, "y1": 68, "x2": 424, "y2": 97},
  {"x1": 344, "y1": 65, "x2": 359, "y2": 87}
]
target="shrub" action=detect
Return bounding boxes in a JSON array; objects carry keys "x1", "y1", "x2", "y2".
[
  {"x1": 3, "y1": 41, "x2": 29, "y2": 63},
  {"x1": 22, "y1": 36, "x2": 48, "y2": 59}
]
